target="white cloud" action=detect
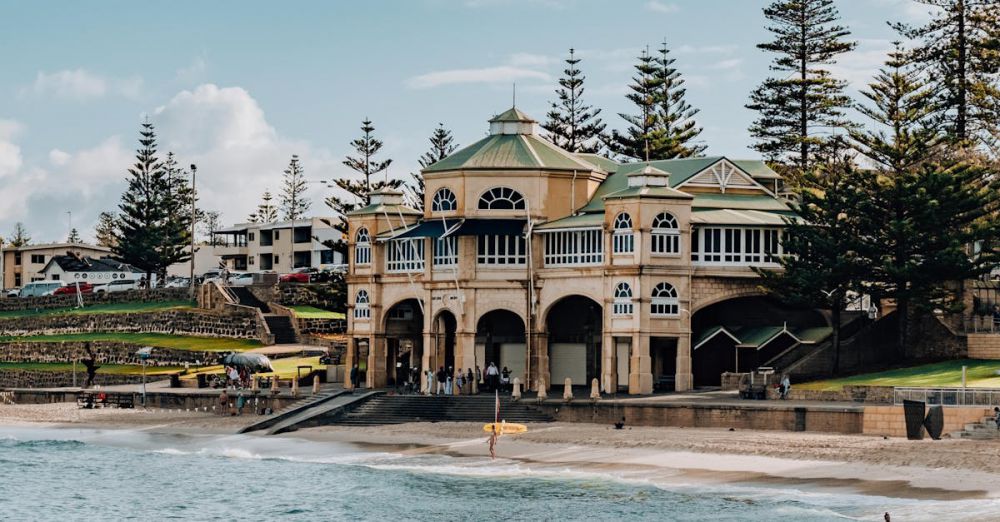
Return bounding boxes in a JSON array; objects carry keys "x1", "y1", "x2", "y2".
[
  {"x1": 708, "y1": 58, "x2": 743, "y2": 71},
  {"x1": 0, "y1": 119, "x2": 24, "y2": 179},
  {"x1": 406, "y1": 66, "x2": 551, "y2": 89},
  {"x1": 48, "y1": 149, "x2": 70, "y2": 166},
  {"x1": 508, "y1": 52, "x2": 554, "y2": 68},
  {"x1": 23, "y1": 69, "x2": 144, "y2": 101},
  {"x1": 828, "y1": 39, "x2": 894, "y2": 89},
  {"x1": 645, "y1": 1, "x2": 678, "y2": 14}
]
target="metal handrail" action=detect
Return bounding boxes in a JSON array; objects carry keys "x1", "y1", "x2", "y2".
[
  {"x1": 893, "y1": 387, "x2": 1000, "y2": 407},
  {"x1": 961, "y1": 314, "x2": 1000, "y2": 333}
]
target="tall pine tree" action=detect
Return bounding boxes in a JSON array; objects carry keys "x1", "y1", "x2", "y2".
[
  {"x1": 542, "y1": 48, "x2": 606, "y2": 154},
  {"x1": 113, "y1": 121, "x2": 172, "y2": 282},
  {"x1": 893, "y1": 0, "x2": 1000, "y2": 151},
  {"x1": 8, "y1": 223, "x2": 30, "y2": 248},
  {"x1": 248, "y1": 190, "x2": 278, "y2": 223},
  {"x1": 324, "y1": 119, "x2": 401, "y2": 253},
  {"x1": 652, "y1": 40, "x2": 705, "y2": 158},
  {"x1": 67, "y1": 228, "x2": 81, "y2": 243},
  {"x1": 408, "y1": 124, "x2": 458, "y2": 211},
  {"x1": 746, "y1": 0, "x2": 856, "y2": 175},
  {"x1": 160, "y1": 152, "x2": 194, "y2": 281},
  {"x1": 94, "y1": 212, "x2": 117, "y2": 248},
  {"x1": 280, "y1": 154, "x2": 311, "y2": 220}
]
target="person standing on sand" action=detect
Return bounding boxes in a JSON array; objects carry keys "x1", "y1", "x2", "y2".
[{"x1": 218, "y1": 389, "x2": 229, "y2": 416}]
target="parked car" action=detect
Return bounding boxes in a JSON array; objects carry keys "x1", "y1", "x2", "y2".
[
  {"x1": 94, "y1": 279, "x2": 138, "y2": 294},
  {"x1": 53, "y1": 282, "x2": 94, "y2": 295},
  {"x1": 19, "y1": 281, "x2": 66, "y2": 297},
  {"x1": 229, "y1": 273, "x2": 255, "y2": 287},
  {"x1": 279, "y1": 267, "x2": 319, "y2": 283},
  {"x1": 165, "y1": 277, "x2": 191, "y2": 288},
  {"x1": 199, "y1": 269, "x2": 225, "y2": 285},
  {"x1": 4, "y1": 288, "x2": 20, "y2": 298}
]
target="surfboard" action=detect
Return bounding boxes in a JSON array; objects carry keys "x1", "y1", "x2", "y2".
[{"x1": 483, "y1": 422, "x2": 528, "y2": 434}]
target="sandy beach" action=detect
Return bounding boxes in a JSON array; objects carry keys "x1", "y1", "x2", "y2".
[{"x1": 4, "y1": 402, "x2": 1000, "y2": 501}]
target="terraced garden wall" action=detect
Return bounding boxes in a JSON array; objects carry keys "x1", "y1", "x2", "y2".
[
  {"x1": 0, "y1": 288, "x2": 190, "y2": 312},
  {"x1": 0, "y1": 342, "x2": 222, "y2": 367},
  {"x1": 0, "y1": 369, "x2": 145, "y2": 388},
  {"x1": 0, "y1": 309, "x2": 258, "y2": 339}
]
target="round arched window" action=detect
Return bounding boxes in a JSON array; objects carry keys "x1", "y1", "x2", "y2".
[{"x1": 431, "y1": 188, "x2": 458, "y2": 212}]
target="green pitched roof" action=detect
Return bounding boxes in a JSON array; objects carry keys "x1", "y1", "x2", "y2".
[
  {"x1": 347, "y1": 203, "x2": 422, "y2": 217},
  {"x1": 490, "y1": 107, "x2": 535, "y2": 123},
  {"x1": 602, "y1": 185, "x2": 693, "y2": 201},
  {"x1": 535, "y1": 212, "x2": 605, "y2": 231},
  {"x1": 692, "y1": 193, "x2": 793, "y2": 212},
  {"x1": 575, "y1": 153, "x2": 620, "y2": 173},
  {"x1": 423, "y1": 133, "x2": 603, "y2": 173}
]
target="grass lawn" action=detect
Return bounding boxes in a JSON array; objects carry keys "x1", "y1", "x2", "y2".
[
  {"x1": 181, "y1": 356, "x2": 327, "y2": 380},
  {"x1": 0, "y1": 362, "x2": 185, "y2": 376},
  {"x1": 0, "y1": 332, "x2": 261, "y2": 352},
  {"x1": 289, "y1": 306, "x2": 345, "y2": 320},
  {"x1": 0, "y1": 300, "x2": 196, "y2": 320},
  {"x1": 799, "y1": 359, "x2": 1000, "y2": 391}
]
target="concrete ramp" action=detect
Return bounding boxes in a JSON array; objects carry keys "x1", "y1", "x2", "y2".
[
  {"x1": 266, "y1": 391, "x2": 383, "y2": 435},
  {"x1": 239, "y1": 389, "x2": 348, "y2": 434}
]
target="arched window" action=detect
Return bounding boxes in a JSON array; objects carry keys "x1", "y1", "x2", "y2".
[
  {"x1": 651, "y1": 282, "x2": 679, "y2": 316},
  {"x1": 354, "y1": 227, "x2": 372, "y2": 265},
  {"x1": 651, "y1": 212, "x2": 680, "y2": 255},
  {"x1": 431, "y1": 188, "x2": 457, "y2": 212},
  {"x1": 613, "y1": 282, "x2": 633, "y2": 316},
  {"x1": 612, "y1": 212, "x2": 634, "y2": 254},
  {"x1": 354, "y1": 289, "x2": 371, "y2": 320},
  {"x1": 478, "y1": 187, "x2": 525, "y2": 210}
]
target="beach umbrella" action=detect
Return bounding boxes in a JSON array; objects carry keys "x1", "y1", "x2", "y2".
[{"x1": 221, "y1": 353, "x2": 275, "y2": 373}]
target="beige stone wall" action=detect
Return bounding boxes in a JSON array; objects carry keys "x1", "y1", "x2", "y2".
[
  {"x1": 862, "y1": 405, "x2": 990, "y2": 437},
  {"x1": 691, "y1": 274, "x2": 763, "y2": 312},
  {"x1": 967, "y1": 333, "x2": 1000, "y2": 359}
]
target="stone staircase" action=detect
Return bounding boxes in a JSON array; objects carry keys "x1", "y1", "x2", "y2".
[
  {"x1": 229, "y1": 286, "x2": 270, "y2": 313},
  {"x1": 332, "y1": 394, "x2": 554, "y2": 426},
  {"x1": 264, "y1": 315, "x2": 298, "y2": 344},
  {"x1": 950, "y1": 415, "x2": 1000, "y2": 440}
]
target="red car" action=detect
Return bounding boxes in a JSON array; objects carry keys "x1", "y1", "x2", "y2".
[
  {"x1": 279, "y1": 268, "x2": 317, "y2": 283},
  {"x1": 53, "y1": 282, "x2": 94, "y2": 295}
]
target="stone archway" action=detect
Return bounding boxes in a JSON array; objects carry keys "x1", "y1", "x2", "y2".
[
  {"x1": 476, "y1": 309, "x2": 526, "y2": 391},
  {"x1": 545, "y1": 295, "x2": 602, "y2": 389},
  {"x1": 431, "y1": 310, "x2": 457, "y2": 377},
  {"x1": 383, "y1": 298, "x2": 424, "y2": 388}
]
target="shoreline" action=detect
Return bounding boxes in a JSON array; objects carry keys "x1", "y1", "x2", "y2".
[{"x1": 3, "y1": 402, "x2": 1000, "y2": 502}]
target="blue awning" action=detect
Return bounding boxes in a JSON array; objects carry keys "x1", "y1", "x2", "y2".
[{"x1": 392, "y1": 218, "x2": 525, "y2": 239}]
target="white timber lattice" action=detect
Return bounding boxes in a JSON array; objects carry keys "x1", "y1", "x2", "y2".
[{"x1": 683, "y1": 160, "x2": 762, "y2": 193}]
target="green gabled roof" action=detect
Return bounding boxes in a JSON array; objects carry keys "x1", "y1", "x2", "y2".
[
  {"x1": 733, "y1": 160, "x2": 781, "y2": 179},
  {"x1": 732, "y1": 326, "x2": 787, "y2": 348},
  {"x1": 535, "y1": 212, "x2": 605, "y2": 231},
  {"x1": 575, "y1": 153, "x2": 620, "y2": 173},
  {"x1": 692, "y1": 193, "x2": 794, "y2": 212},
  {"x1": 792, "y1": 326, "x2": 833, "y2": 344},
  {"x1": 691, "y1": 209, "x2": 797, "y2": 226},
  {"x1": 490, "y1": 107, "x2": 535, "y2": 123},
  {"x1": 602, "y1": 185, "x2": 693, "y2": 201},
  {"x1": 346, "y1": 203, "x2": 422, "y2": 217},
  {"x1": 423, "y1": 133, "x2": 602, "y2": 173}
]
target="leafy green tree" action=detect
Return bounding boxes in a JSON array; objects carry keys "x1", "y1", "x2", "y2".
[
  {"x1": 408, "y1": 124, "x2": 458, "y2": 211},
  {"x1": 746, "y1": 0, "x2": 857, "y2": 175},
  {"x1": 280, "y1": 154, "x2": 311, "y2": 220},
  {"x1": 755, "y1": 157, "x2": 879, "y2": 374},
  {"x1": 94, "y1": 211, "x2": 117, "y2": 248},
  {"x1": 543, "y1": 48, "x2": 607, "y2": 154},
  {"x1": 893, "y1": 0, "x2": 1000, "y2": 151},
  {"x1": 324, "y1": 119, "x2": 401, "y2": 253}
]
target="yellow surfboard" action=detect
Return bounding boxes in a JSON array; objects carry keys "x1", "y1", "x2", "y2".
[{"x1": 483, "y1": 422, "x2": 528, "y2": 434}]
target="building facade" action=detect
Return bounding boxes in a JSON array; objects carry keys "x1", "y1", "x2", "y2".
[
  {"x1": 344, "y1": 108, "x2": 827, "y2": 394},
  {"x1": 1, "y1": 243, "x2": 112, "y2": 289},
  {"x1": 212, "y1": 217, "x2": 344, "y2": 274}
]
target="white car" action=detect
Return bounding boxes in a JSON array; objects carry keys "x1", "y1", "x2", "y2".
[
  {"x1": 4, "y1": 288, "x2": 20, "y2": 298},
  {"x1": 229, "y1": 273, "x2": 255, "y2": 286},
  {"x1": 19, "y1": 281, "x2": 66, "y2": 297},
  {"x1": 165, "y1": 277, "x2": 191, "y2": 288},
  {"x1": 95, "y1": 279, "x2": 138, "y2": 294}
]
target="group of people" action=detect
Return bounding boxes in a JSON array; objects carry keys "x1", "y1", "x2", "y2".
[
  {"x1": 424, "y1": 362, "x2": 513, "y2": 396},
  {"x1": 223, "y1": 365, "x2": 252, "y2": 390}
]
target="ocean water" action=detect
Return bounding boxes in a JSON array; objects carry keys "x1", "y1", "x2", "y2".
[{"x1": 0, "y1": 426, "x2": 997, "y2": 521}]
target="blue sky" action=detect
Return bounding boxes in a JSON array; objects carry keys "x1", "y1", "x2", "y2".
[{"x1": 0, "y1": 0, "x2": 932, "y2": 242}]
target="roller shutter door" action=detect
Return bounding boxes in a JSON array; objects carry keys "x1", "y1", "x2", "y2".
[{"x1": 549, "y1": 343, "x2": 586, "y2": 385}]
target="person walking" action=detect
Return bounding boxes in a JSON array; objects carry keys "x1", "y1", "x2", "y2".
[
  {"x1": 486, "y1": 362, "x2": 499, "y2": 392},
  {"x1": 350, "y1": 364, "x2": 359, "y2": 391},
  {"x1": 455, "y1": 368, "x2": 464, "y2": 395},
  {"x1": 780, "y1": 374, "x2": 791, "y2": 400},
  {"x1": 425, "y1": 368, "x2": 434, "y2": 395},
  {"x1": 445, "y1": 366, "x2": 454, "y2": 395},
  {"x1": 476, "y1": 365, "x2": 483, "y2": 391},
  {"x1": 466, "y1": 368, "x2": 475, "y2": 395}
]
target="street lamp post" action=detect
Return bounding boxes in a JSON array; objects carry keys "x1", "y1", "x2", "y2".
[{"x1": 189, "y1": 164, "x2": 197, "y2": 298}]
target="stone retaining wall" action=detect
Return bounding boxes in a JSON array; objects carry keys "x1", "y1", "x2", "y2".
[
  {"x1": 862, "y1": 405, "x2": 990, "y2": 437},
  {"x1": 0, "y1": 288, "x2": 189, "y2": 312},
  {"x1": 0, "y1": 309, "x2": 258, "y2": 339},
  {"x1": 278, "y1": 283, "x2": 343, "y2": 310},
  {"x1": 301, "y1": 335, "x2": 347, "y2": 364},
  {"x1": 967, "y1": 333, "x2": 1000, "y2": 359},
  {"x1": 0, "y1": 369, "x2": 145, "y2": 388},
  {"x1": 0, "y1": 341, "x2": 221, "y2": 367}
]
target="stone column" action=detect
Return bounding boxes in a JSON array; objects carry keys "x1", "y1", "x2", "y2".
[
  {"x1": 600, "y1": 331, "x2": 615, "y2": 393},
  {"x1": 368, "y1": 334, "x2": 387, "y2": 389},
  {"x1": 628, "y1": 332, "x2": 652, "y2": 394},
  {"x1": 528, "y1": 332, "x2": 549, "y2": 392},
  {"x1": 456, "y1": 331, "x2": 476, "y2": 374},
  {"x1": 675, "y1": 333, "x2": 693, "y2": 392},
  {"x1": 343, "y1": 338, "x2": 356, "y2": 389},
  {"x1": 421, "y1": 330, "x2": 433, "y2": 392}
]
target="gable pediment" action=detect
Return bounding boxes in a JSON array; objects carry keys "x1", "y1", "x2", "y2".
[{"x1": 678, "y1": 159, "x2": 769, "y2": 194}]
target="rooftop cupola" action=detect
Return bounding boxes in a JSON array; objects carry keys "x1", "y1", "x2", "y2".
[
  {"x1": 369, "y1": 187, "x2": 404, "y2": 206},
  {"x1": 489, "y1": 107, "x2": 538, "y2": 135},
  {"x1": 627, "y1": 163, "x2": 671, "y2": 188}
]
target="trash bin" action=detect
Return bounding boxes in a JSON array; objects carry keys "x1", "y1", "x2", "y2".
[
  {"x1": 169, "y1": 374, "x2": 181, "y2": 388},
  {"x1": 196, "y1": 373, "x2": 207, "y2": 389},
  {"x1": 903, "y1": 399, "x2": 925, "y2": 440}
]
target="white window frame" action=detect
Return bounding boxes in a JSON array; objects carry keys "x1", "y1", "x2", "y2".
[
  {"x1": 431, "y1": 188, "x2": 458, "y2": 212},
  {"x1": 477, "y1": 234, "x2": 526, "y2": 266},
  {"x1": 542, "y1": 229, "x2": 604, "y2": 267},
  {"x1": 385, "y1": 238, "x2": 425, "y2": 273},
  {"x1": 691, "y1": 226, "x2": 783, "y2": 267},
  {"x1": 612, "y1": 282, "x2": 633, "y2": 316},
  {"x1": 650, "y1": 212, "x2": 680, "y2": 256},
  {"x1": 612, "y1": 212, "x2": 634, "y2": 254},
  {"x1": 478, "y1": 187, "x2": 526, "y2": 210},
  {"x1": 355, "y1": 228, "x2": 372, "y2": 266},
  {"x1": 354, "y1": 289, "x2": 370, "y2": 320},
  {"x1": 433, "y1": 235, "x2": 458, "y2": 268},
  {"x1": 651, "y1": 282, "x2": 680, "y2": 317}
]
